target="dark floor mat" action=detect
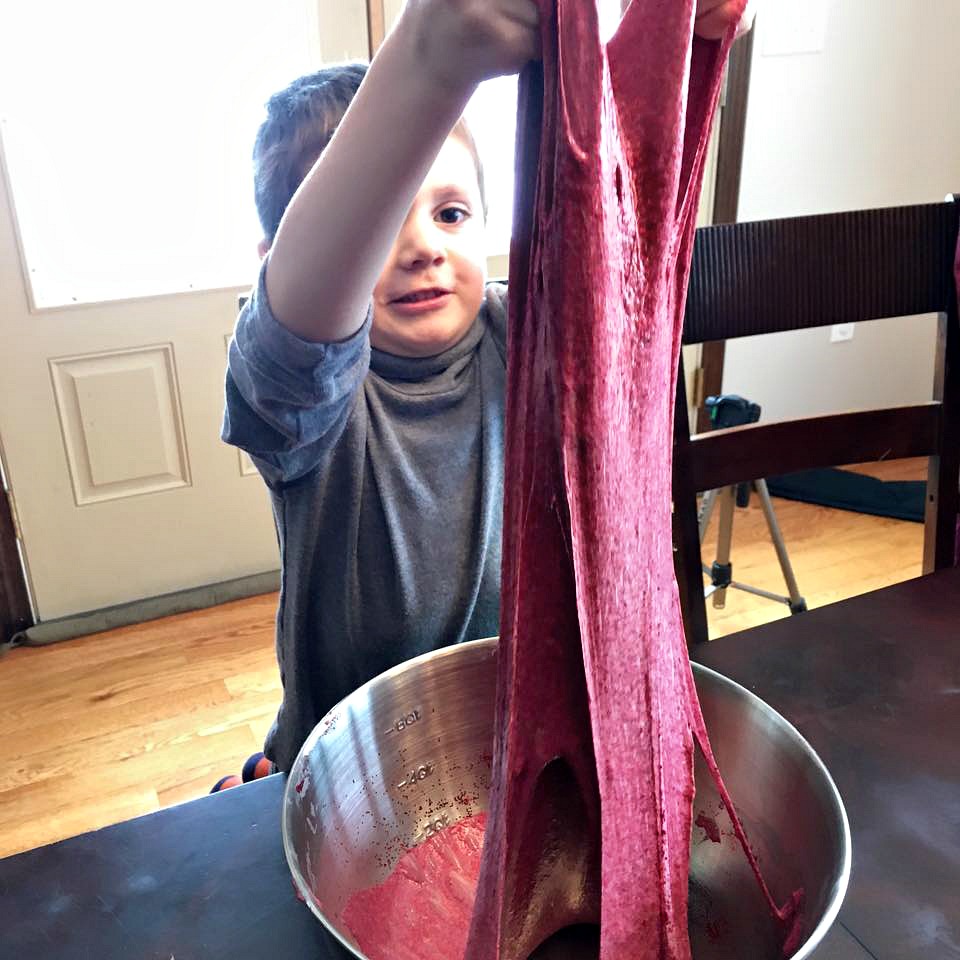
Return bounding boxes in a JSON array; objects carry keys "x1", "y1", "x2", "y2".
[{"x1": 765, "y1": 468, "x2": 925, "y2": 523}]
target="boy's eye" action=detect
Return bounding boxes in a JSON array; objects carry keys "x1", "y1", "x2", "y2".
[{"x1": 437, "y1": 206, "x2": 470, "y2": 226}]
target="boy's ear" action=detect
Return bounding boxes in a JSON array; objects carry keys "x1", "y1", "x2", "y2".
[{"x1": 257, "y1": 238, "x2": 270, "y2": 260}]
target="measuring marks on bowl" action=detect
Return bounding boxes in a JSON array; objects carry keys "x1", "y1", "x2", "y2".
[
  {"x1": 413, "y1": 814, "x2": 452, "y2": 846},
  {"x1": 397, "y1": 762, "x2": 435, "y2": 790},
  {"x1": 365, "y1": 691, "x2": 494, "y2": 870},
  {"x1": 384, "y1": 707, "x2": 423, "y2": 736},
  {"x1": 383, "y1": 701, "x2": 448, "y2": 847},
  {"x1": 383, "y1": 705, "x2": 436, "y2": 790}
]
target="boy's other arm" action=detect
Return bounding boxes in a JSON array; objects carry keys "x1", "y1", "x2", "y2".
[{"x1": 265, "y1": 0, "x2": 539, "y2": 343}]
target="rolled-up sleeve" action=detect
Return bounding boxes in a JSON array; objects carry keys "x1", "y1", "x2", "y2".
[{"x1": 222, "y1": 256, "x2": 371, "y2": 486}]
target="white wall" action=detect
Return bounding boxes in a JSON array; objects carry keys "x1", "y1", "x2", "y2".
[{"x1": 722, "y1": 0, "x2": 960, "y2": 423}]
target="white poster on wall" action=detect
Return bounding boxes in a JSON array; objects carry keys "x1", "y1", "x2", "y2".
[{"x1": 761, "y1": 0, "x2": 831, "y2": 56}]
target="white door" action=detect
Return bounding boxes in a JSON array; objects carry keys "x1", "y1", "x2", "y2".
[{"x1": 0, "y1": 2, "x2": 370, "y2": 622}]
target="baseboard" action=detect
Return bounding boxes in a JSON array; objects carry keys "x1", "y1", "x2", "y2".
[{"x1": 8, "y1": 570, "x2": 281, "y2": 649}]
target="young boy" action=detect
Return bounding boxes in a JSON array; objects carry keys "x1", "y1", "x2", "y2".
[{"x1": 223, "y1": 0, "x2": 751, "y2": 777}]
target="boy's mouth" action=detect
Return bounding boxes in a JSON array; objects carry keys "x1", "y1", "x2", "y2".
[
  {"x1": 391, "y1": 287, "x2": 452, "y2": 305},
  {"x1": 389, "y1": 287, "x2": 454, "y2": 316}
]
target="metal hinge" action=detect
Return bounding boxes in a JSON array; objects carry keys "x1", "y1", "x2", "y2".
[{"x1": 5, "y1": 487, "x2": 23, "y2": 542}]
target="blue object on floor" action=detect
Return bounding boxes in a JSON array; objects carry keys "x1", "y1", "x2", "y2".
[{"x1": 766, "y1": 468, "x2": 925, "y2": 523}]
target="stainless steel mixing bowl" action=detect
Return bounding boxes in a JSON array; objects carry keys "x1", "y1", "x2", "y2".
[{"x1": 283, "y1": 639, "x2": 850, "y2": 959}]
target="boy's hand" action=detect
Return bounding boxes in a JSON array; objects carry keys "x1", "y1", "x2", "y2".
[
  {"x1": 400, "y1": 0, "x2": 541, "y2": 90},
  {"x1": 694, "y1": 0, "x2": 757, "y2": 40}
]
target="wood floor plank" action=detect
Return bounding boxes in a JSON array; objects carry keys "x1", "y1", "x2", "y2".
[
  {"x1": 0, "y1": 788, "x2": 162, "y2": 859},
  {"x1": 0, "y1": 636, "x2": 275, "y2": 721},
  {"x1": 0, "y1": 728, "x2": 268, "y2": 858},
  {"x1": 3, "y1": 681, "x2": 278, "y2": 765},
  {"x1": 3, "y1": 689, "x2": 279, "y2": 790}
]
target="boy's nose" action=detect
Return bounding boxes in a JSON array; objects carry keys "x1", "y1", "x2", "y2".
[{"x1": 397, "y1": 216, "x2": 446, "y2": 271}]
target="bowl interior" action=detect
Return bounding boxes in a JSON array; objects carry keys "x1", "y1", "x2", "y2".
[{"x1": 284, "y1": 639, "x2": 849, "y2": 960}]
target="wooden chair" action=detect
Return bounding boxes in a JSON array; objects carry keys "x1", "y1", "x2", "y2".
[{"x1": 674, "y1": 198, "x2": 960, "y2": 646}]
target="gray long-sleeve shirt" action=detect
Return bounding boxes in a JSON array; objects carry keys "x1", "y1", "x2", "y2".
[{"x1": 223, "y1": 263, "x2": 507, "y2": 771}]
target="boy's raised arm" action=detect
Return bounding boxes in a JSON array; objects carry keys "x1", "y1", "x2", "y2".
[{"x1": 264, "y1": 0, "x2": 540, "y2": 344}]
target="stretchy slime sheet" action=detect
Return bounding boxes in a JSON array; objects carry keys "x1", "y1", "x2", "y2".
[{"x1": 465, "y1": 2, "x2": 800, "y2": 959}]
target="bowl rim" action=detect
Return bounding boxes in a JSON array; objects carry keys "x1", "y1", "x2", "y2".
[{"x1": 281, "y1": 637, "x2": 851, "y2": 960}]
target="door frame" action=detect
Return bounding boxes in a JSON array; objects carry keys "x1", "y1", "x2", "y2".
[
  {"x1": 366, "y1": 0, "x2": 386, "y2": 55},
  {"x1": 0, "y1": 449, "x2": 33, "y2": 644},
  {"x1": 695, "y1": 26, "x2": 756, "y2": 432}
]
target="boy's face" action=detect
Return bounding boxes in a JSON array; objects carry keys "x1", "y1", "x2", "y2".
[{"x1": 370, "y1": 136, "x2": 487, "y2": 358}]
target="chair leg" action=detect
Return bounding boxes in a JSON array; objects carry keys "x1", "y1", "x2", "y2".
[
  {"x1": 926, "y1": 307, "x2": 960, "y2": 571},
  {"x1": 674, "y1": 492, "x2": 709, "y2": 647}
]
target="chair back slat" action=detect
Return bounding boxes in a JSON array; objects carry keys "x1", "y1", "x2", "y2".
[
  {"x1": 683, "y1": 201, "x2": 960, "y2": 344},
  {"x1": 683, "y1": 404, "x2": 940, "y2": 494}
]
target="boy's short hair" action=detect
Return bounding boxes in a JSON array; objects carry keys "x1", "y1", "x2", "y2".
[{"x1": 253, "y1": 62, "x2": 487, "y2": 245}]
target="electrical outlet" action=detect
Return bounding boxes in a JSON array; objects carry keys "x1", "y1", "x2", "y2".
[{"x1": 830, "y1": 324, "x2": 855, "y2": 343}]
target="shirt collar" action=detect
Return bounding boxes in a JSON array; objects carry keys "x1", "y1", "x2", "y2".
[{"x1": 370, "y1": 314, "x2": 486, "y2": 381}]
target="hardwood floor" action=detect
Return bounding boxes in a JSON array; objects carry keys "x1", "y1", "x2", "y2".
[
  {"x1": 0, "y1": 460, "x2": 927, "y2": 858},
  {"x1": 0, "y1": 593, "x2": 282, "y2": 858}
]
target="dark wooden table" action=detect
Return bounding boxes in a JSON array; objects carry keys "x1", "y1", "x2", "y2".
[
  {"x1": 2, "y1": 571, "x2": 958, "y2": 959},
  {"x1": 0, "y1": 774, "x2": 350, "y2": 960},
  {"x1": 693, "y1": 569, "x2": 960, "y2": 960}
]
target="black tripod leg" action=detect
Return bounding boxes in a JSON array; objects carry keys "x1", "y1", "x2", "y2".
[
  {"x1": 755, "y1": 479, "x2": 807, "y2": 613},
  {"x1": 710, "y1": 487, "x2": 736, "y2": 610}
]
